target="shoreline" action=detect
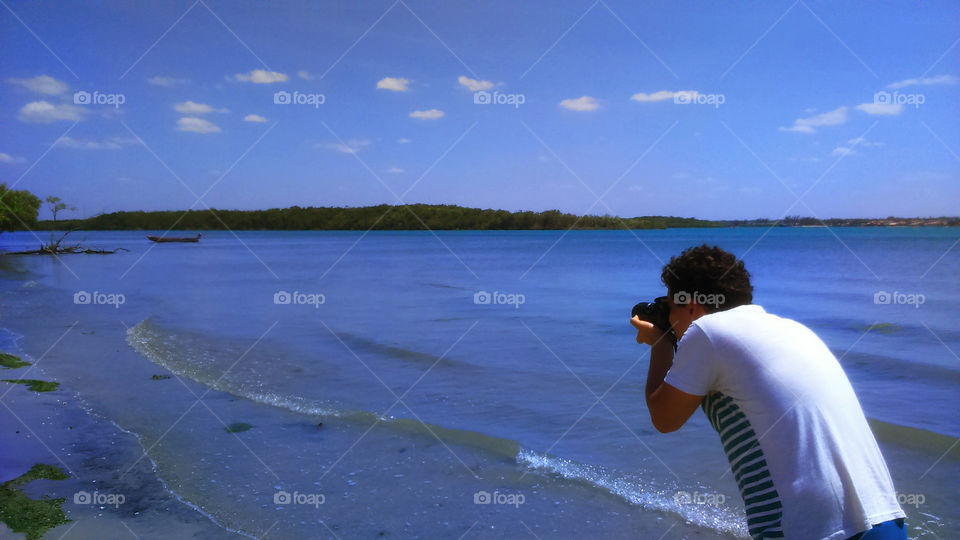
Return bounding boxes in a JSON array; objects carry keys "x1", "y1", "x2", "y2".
[
  {"x1": 0, "y1": 286, "x2": 240, "y2": 539},
  {"x1": 0, "y1": 337, "x2": 241, "y2": 539}
]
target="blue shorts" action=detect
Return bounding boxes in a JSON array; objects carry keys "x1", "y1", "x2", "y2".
[{"x1": 846, "y1": 518, "x2": 907, "y2": 540}]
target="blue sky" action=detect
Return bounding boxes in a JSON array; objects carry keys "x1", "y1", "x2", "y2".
[{"x1": 2, "y1": 0, "x2": 958, "y2": 220}]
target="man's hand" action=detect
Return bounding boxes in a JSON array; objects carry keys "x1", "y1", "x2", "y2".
[{"x1": 631, "y1": 315, "x2": 664, "y2": 345}]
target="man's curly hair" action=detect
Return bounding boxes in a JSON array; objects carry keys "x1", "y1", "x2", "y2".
[{"x1": 661, "y1": 244, "x2": 753, "y2": 312}]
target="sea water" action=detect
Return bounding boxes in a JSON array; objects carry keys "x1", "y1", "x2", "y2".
[{"x1": 0, "y1": 228, "x2": 956, "y2": 539}]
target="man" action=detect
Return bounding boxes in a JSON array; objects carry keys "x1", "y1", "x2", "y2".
[{"x1": 631, "y1": 244, "x2": 906, "y2": 540}]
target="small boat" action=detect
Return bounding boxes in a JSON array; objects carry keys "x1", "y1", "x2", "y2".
[{"x1": 146, "y1": 234, "x2": 202, "y2": 243}]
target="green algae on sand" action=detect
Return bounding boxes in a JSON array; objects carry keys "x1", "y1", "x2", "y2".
[
  {"x1": 1, "y1": 379, "x2": 59, "y2": 392},
  {"x1": 0, "y1": 352, "x2": 30, "y2": 369},
  {"x1": 0, "y1": 464, "x2": 71, "y2": 540}
]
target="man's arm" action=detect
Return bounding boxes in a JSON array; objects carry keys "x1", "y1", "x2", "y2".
[{"x1": 632, "y1": 317, "x2": 705, "y2": 433}]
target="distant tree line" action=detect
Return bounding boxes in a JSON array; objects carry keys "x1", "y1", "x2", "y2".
[
  {"x1": 30, "y1": 205, "x2": 726, "y2": 231},
  {"x1": 7, "y1": 202, "x2": 957, "y2": 232}
]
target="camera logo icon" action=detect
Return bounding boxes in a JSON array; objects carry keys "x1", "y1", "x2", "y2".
[
  {"x1": 473, "y1": 291, "x2": 492, "y2": 305},
  {"x1": 873, "y1": 91, "x2": 892, "y2": 105},
  {"x1": 673, "y1": 490, "x2": 692, "y2": 505},
  {"x1": 873, "y1": 291, "x2": 891, "y2": 305},
  {"x1": 74, "y1": 491, "x2": 91, "y2": 504},
  {"x1": 73, "y1": 91, "x2": 91, "y2": 105},
  {"x1": 673, "y1": 91, "x2": 693, "y2": 104},
  {"x1": 274, "y1": 490, "x2": 291, "y2": 504},
  {"x1": 673, "y1": 291, "x2": 691, "y2": 305},
  {"x1": 274, "y1": 91, "x2": 291, "y2": 105},
  {"x1": 474, "y1": 91, "x2": 491, "y2": 105},
  {"x1": 474, "y1": 490, "x2": 491, "y2": 504},
  {"x1": 74, "y1": 290, "x2": 92, "y2": 304},
  {"x1": 274, "y1": 291, "x2": 292, "y2": 305}
]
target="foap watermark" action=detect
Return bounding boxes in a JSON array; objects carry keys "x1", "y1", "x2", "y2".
[
  {"x1": 74, "y1": 290, "x2": 125, "y2": 309},
  {"x1": 673, "y1": 290, "x2": 724, "y2": 309},
  {"x1": 674, "y1": 91, "x2": 725, "y2": 108},
  {"x1": 74, "y1": 90, "x2": 125, "y2": 108},
  {"x1": 473, "y1": 90, "x2": 525, "y2": 108},
  {"x1": 896, "y1": 492, "x2": 925, "y2": 508},
  {"x1": 274, "y1": 490, "x2": 325, "y2": 508},
  {"x1": 874, "y1": 91, "x2": 924, "y2": 108},
  {"x1": 474, "y1": 290, "x2": 525, "y2": 309},
  {"x1": 274, "y1": 290, "x2": 325, "y2": 309},
  {"x1": 274, "y1": 90, "x2": 325, "y2": 108},
  {"x1": 673, "y1": 490, "x2": 726, "y2": 507},
  {"x1": 873, "y1": 291, "x2": 925, "y2": 308},
  {"x1": 473, "y1": 490, "x2": 525, "y2": 508},
  {"x1": 74, "y1": 490, "x2": 125, "y2": 508}
]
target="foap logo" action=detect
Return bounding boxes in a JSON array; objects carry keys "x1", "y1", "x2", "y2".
[
  {"x1": 473, "y1": 490, "x2": 525, "y2": 508},
  {"x1": 873, "y1": 91, "x2": 924, "y2": 108},
  {"x1": 74, "y1": 490, "x2": 125, "y2": 508},
  {"x1": 873, "y1": 291, "x2": 925, "y2": 308},
  {"x1": 73, "y1": 90, "x2": 126, "y2": 108},
  {"x1": 274, "y1": 490, "x2": 325, "y2": 508},
  {"x1": 273, "y1": 90, "x2": 325, "y2": 108},
  {"x1": 74, "y1": 290, "x2": 125, "y2": 309},
  {"x1": 673, "y1": 490, "x2": 726, "y2": 506},
  {"x1": 473, "y1": 91, "x2": 525, "y2": 108},
  {"x1": 474, "y1": 290, "x2": 525, "y2": 309},
  {"x1": 274, "y1": 290, "x2": 325, "y2": 309},
  {"x1": 673, "y1": 290, "x2": 725, "y2": 309},
  {"x1": 896, "y1": 492, "x2": 925, "y2": 508},
  {"x1": 673, "y1": 91, "x2": 725, "y2": 108}
]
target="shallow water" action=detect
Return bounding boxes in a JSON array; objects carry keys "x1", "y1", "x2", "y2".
[{"x1": 1, "y1": 228, "x2": 957, "y2": 538}]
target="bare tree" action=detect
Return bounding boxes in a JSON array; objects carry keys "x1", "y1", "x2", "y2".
[{"x1": 44, "y1": 196, "x2": 76, "y2": 252}]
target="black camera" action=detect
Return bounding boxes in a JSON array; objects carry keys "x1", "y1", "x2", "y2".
[{"x1": 631, "y1": 296, "x2": 673, "y2": 333}]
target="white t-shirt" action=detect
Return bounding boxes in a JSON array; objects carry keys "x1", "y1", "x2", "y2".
[{"x1": 664, "y1": 304, "x2": 905, "y2": 540}]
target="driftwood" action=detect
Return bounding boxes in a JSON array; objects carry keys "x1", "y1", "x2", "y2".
[
  {"x1": 4, "y1": 229, "x2": 128, "y2": 255},
  {"x1": 6, "y1": 246, "x2": 129, "y2": 255}
]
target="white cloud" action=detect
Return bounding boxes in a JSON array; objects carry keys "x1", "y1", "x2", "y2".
[
  {"x1": 457, "y1": 75, "x2": 493, "y2": 92},
  {"x1": 8, "y1": 75, "x2": 68, "y2": 95},
  {"x1": 297, "y1": 70, "x2": 313, "y2": 80},
  {"x1": 55, "y1": 136, "x2": 138, "y2": 150},
  {"x1": 320, "y1": 138, "x2": 370, "y2": 154},
  {"x1": 174, "y1": 101, "x2": 226, "y2": 114},
  {"x1": 0, "y1": 152, "x2": 25, "y2": 163},
  {"x1": 559, "y1": 96, "x2": 599, "y2": 112},
  {"x1": 409, "y1": 109, "x2": 444, "y2": 120},
  {"x1": 377, "y1": 77, "x2": 409, "y2": 92},
  {"x1": 397, "y1": 138, "x2": 411, "y2": 144},
  {"x1": 855, "y1": 102, "x2": 902, "y2": 115},
  {"x1": 630, "y1": 90, "x2": 698, "y2": 103},
  {"x1": 831, "y1": 137, "x2": 884, "y2": 158},
  {"x1": 887, "y1": 74, "x2": 958, "y2": 89},
  {"x1": 244, "y1": 114, "x2": 267, "y2": 123},
  {"x1": 17, "y1": 101, "x2": 85, "y2": 123},
  {"x1": 234, "y1": 69, "x2": 289, "y2": 83},
  {"x1": 847, "y1": 137, "x2": 883, "y2": 148},
  {"x1": 177, "y1": 117, "x2": 221, "y2": 134},
  {"x1": 148, "y1": 76, "x2": 190, "y2": 87},
  {"x1": 385, "y1": 167, "x2": 404, "y2": 174},
  {"x1": 779, "y1": 106, "x2": 847, "y2": 133}
]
